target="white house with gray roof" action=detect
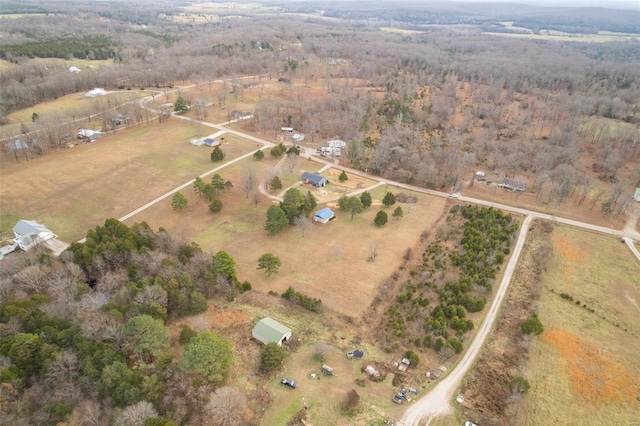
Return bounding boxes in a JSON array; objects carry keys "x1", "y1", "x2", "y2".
[{"x1": 12, "y1": 220, "x2": 55, "y2": 251}]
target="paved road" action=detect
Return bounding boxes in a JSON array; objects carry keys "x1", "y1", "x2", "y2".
[{"x1": 398, "y1": 215, "x2": 533, "y2": 426}]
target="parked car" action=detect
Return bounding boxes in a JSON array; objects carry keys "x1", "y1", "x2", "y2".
[
  {"x1": 464, "y1": 421, "x2": 477, "y2": 426},
  {"x1": 392, "y1": 395, "x2": 403, "y2": 404},
  {"x1": 449, "y1": 193, "x2": 460, "y2": 198},
  {"x1": 281, "y1": 378, "x2": 297, "y2": 388}
]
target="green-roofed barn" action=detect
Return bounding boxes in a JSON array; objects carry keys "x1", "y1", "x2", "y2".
[{"x1": 252, "y1": 317, "x2": 292, "y2": 346}]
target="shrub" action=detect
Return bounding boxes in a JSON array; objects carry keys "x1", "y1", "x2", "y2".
[
  {"x1": 404, "y1": 350, "x2": 420, "y2": 366},
  {"x1": 509, "y1": 376, "x2": 531, "y2": 395},
  {"x1": 521, "y1": 315, "x2": 544, "y2": 335},
  {"x1": 179, "y1": 326, "x2": 197, "y2": 345},
  {"x1": 260, "y1": 342, "x2": 286, "y2": 372}
]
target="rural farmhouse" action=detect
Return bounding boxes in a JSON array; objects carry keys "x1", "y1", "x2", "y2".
[
  {"x1": 301, "y1": 172, "x2": 328, "y2": 187},
  {"x1": 252, "y1": 317, "x2": 292, "y2": 346},
  {"x1": 12, "y1": 220, "x2": 55, "y2": 251}
]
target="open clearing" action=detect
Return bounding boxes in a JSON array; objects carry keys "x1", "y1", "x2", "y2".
[
  {"x1": 518, "y1": 226, "x2": 640, "y2": 425},
  {"x1": 129, "y1": 151, "x2": 447, "y2": 318},
  {"x1": 6, "y1": 90, "x2": 148, "y2": 124},
  {"x1": 0, "y1": 119, "x2": 257, "y2": 240}
]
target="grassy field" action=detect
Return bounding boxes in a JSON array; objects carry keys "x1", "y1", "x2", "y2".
[
  {"x1": 4, "y1": 90, "x2": 150, "y2": 126},
  {"x1": 129, "y1": 151, "x2": 447, "y2": 317},
  {"x1": 518, "y1": 226, "x2": 640, "y2": 425},
  {"x1": 484, "y1": 32, "x2": 640, "y2": 42},
  {"x1": 0, "y1": 119, "x2": 258, "y2": 241},
  {"x1": 0, "y1": 59, "x2": 17, "y2": 70}
]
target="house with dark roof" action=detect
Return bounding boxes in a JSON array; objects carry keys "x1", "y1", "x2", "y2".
[
  {"x1": 313, "y1": 208, "x2": 335, "y2": 224},
  {"x1": 12, "y1": 220, "x2": 55, "y2": 251},
  {"x1": 252, "y1": 317, "x2": 292, "y2": 346},
  {"x1": 501, "y1": 178, "x2": 527, "y2": 192},
  {"x1": 301, "y1": 172, "x2": 328, "y2": 187}
]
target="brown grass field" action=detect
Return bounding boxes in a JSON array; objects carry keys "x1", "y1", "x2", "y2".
[
  {"x1": 518, "y1": 226, "x2": 640, "y2": 425},
  {"x1": 6, "y1": 91, "x2": 148, "y2": 124},
  {"x1": 129, "y1": 150, "x2": 447, "y2": 317},
  {"x1": 0, "y1": 119, "x2": 258, "y2": 241}
]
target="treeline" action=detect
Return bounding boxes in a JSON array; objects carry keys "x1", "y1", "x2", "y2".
[
  {"x1": 0, "y1": 219, "x2": 252, "y2": 424},
  {"x1": 380, "y1": 206, "x2": 518, "y2": 358},
  {"x1": 0, "y1": 35, "x2": 115, "y2": 60}
]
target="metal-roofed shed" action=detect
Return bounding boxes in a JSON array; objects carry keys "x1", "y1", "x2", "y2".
[{"x1": 252, "y1": 317, "x2": 292, "y2": 346}]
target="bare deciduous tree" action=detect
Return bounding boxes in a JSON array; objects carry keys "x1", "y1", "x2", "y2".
[
  {"x1": 45, "y1": 350, "x2": 81, "y2": 385},
  {"x1": 14, "y1": 265, "x2": 46, "y2": 293},
  {"x1": 75, "y1": 399, "x2": 105, "y2": 426},
  {"x1": 241, "y1": 164, "x2": 257, "y2": 198},
  {"x1": 285, "y1": 152, "x2": 299, "y2": 174},
  {"x1": 294, "y1": 216, "x2": 311, "y2": 237},
  {"x1": 313, "y1": 341, "x2": 330, "y2": 362},
  {"x1": 115, "y1": 401, "x2": 158, "y2": 426},
  {"x1": 133, "y1": 285, "x2": 168, "y2": 308},
  {"x1": 205, "y1": 387, "x2": 247, "y2": 426}
]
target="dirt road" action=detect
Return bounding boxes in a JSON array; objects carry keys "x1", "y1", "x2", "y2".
[{"x1": 398, "y1": 215, "x2": 534, "y2": 426}]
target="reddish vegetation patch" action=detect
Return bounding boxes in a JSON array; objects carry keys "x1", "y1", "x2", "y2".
[
  {"x1": 552, "y1": 235, "x2": 582, "y2": 263},
  {"x1": 542, "y1": 328, "x2": 639, "y2": 407}
]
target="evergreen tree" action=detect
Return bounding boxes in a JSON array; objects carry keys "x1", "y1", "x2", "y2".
[
  {"x1": 180, "y1": 331, "x2": 232, "y2": 385},
  {"x1": 265, "y1": 205, "x2": 288, "y2": 236},
  {"x1": 257, "y1": 253, "x2": 282, "y2": 277},
  {"x1": 392, "y1": 206, "x2": 404, "y2": 220},
  {"x1": 209, "y1": 198, "x2": 223, "y2": 213},
  {"x1": 260, "y1": 342, "x2": 286, "y2": 372},
  {"x1": 374, "y1": 210, "x2": 388, "y2": 226},
  {"x1": 360, "y1": 191, "x2": 372, "y2": 208},
  {"x1": 269, "y1": 176, "x2": 283, "y2": 192},
  {"x1": 171, "y1": 192, "x2": 188, "y2": 211},
  {"x1": 173, "y1": 96, "x2": 188, "y2": 113},
  {"x1": 382, "y1": 192, "x2": 396, "y2": 207},
  {"x1": 193, "y1": 177, "x2": 205, "y2": 198},
  {"x1": 211, "y1": 147, "x2": 224, "y2": 162}
]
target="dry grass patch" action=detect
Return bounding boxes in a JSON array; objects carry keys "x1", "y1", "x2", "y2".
[
  {"x1": 0, "y1": 120, "x2": 257, "y2": 240},
  {"x1": 129, "y1": 177, "x2": 447, "y2": 318},
  {"x1": 4, "y1": 90, "x2": 148, "y2": 126},
  {"x1": 519, "y1": 226, "x2": 640, "y2": 425}
]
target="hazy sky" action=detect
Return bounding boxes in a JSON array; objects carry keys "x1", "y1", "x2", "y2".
[{"x1": 448, "y1": 0, "x2": 639, "y2": 10}]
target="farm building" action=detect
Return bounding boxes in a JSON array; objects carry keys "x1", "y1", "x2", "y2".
[
  {"x1": 12, "y1": 220, "x2": 55, "y2": 251},
  {"x1": 252, "y1": 317, "x2": 292, "y2": 346},
  {"x1": 475, "y1": 171, "x2": 486, "y2": 181},
  {"x1": 301, "y1": 172, "x2": 328, "y2": 187},
  {"x1": 78, "y1": 129, "x2": 103, "y2": 140},
  {"x1": 327, "y1": 139, "x2": 347, "y2": 148},
  {"x1": 501, "y1": 178, "x2": 527, "y2": 192},
  {"x1": 313, "y1": 208, "x2": 335, "y2": 223},
  {"x1": 6, "y1": 139, "x2": 29, "y2": 150},
  {"x1": 190, "y1": 131, "x2": 227, "y2": 147},
  {"x1": 635, "y1": 188, "x2": 640, "y2": 202},
  {"x1": 85, "y1": 88, "x2": 106, "y2": 97}
]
